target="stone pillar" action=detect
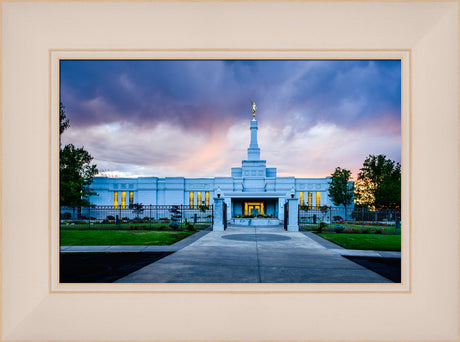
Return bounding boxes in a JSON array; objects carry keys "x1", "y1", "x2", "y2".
[
  {"x1": 286, "y1": 197, "x2": 299, "y2": 232},
  {"x1": 213, "y1": 197, "x2": 225, "y2": 231}
]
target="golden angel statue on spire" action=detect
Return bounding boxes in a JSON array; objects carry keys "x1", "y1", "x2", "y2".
[{"x1": 250, "y1": 100, "x2": 257, "y2": 117}]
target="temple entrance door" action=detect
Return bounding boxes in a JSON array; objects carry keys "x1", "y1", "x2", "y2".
[{"x1": 244, "y1": 202, "x2": 264, "y2": 216}]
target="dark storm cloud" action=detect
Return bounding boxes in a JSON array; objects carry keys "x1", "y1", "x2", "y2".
[
  {"x1": 60, "y1": 59, "x2": 401, "y2": 134},
  {"x1": 60, "y1": 59, "x2": 401, "y2": 178}
]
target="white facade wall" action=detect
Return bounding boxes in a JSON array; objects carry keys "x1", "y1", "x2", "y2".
[{"x1": 89, "y1": 176, "x2": 334, "y2": 207}]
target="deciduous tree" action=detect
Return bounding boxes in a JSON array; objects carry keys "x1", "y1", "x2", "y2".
[
  {"x1": 357, "y1": 154, "x2": 401, "y2": 209},
  {"x1": 60, "y1": 103, "x2": 98, "y2": 206}
]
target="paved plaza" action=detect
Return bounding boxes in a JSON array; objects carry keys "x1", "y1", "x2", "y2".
[{"x1": 112, "y1": 225, "x2": 395, "y2": 283}]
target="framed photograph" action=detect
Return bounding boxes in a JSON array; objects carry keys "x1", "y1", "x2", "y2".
[
  {"x1": 55, "y1": 55, "x2": 406, "y2": 287},
  {"x1": 2, "y1": 1, "x2": 458, "y2": 341}
]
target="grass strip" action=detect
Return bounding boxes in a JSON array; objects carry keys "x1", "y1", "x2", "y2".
[
  {"x1": 317, "y1": 233, "x2": 401, "y2": 251},
  {"x1": 61, "y1": 230, "x2": 196, "y2": 246}
]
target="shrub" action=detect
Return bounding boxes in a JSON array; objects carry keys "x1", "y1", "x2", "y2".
[
  {"x1": 375, "y1": 227, "x2": 384, "y2": 234},
  {"x1": 318, "y1": 222, "x2": 328, "y2": 233},
  {"x1": 333, "y1": 216, "x2": 343, "y2": 223},
  {"x1": 62, "y1": 212, "x2": 72, "y2": 220},
  {"x1": 127, "y1": 225, "x2": 136, "y2": 230},
  {"x1": 122, "y1": 217, "x2": 129, "y2": 221},
  {"x1": 334, "y1": 225, "x2": 345, "y2": 233},
  {"x1": 361, "y1": 228, "x2": 370, "y2": 234},
  {"x1": 107, "y1": 215, "x2": 115, "y2": 220},
  {"x1": 143, "y1": 216, "x2": 150, "y2": 221},
  {"x1": 183, "y1": 218, "x2": 193, "y2": 229}
]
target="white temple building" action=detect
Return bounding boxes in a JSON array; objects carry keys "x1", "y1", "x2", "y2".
[{"x1": 89, "y1": 112, "x2": 334, "y2": 222}]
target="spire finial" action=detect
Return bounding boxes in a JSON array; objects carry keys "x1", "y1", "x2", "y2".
[{"x1": 251, "y1": 100, "x2": 257, "y2": 119}]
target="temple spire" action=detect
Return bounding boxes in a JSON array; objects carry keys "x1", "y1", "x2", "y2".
[{"x1": 247, "y1": 102, "x2": 260, "y2": 160}]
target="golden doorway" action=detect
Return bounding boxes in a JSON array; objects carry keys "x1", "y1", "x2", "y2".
[{"x1": 244, "y1": 202, "x2": 264, "y2": 216}]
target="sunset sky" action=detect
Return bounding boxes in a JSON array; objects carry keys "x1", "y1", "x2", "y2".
[{"x1": 60, "y1": 59, "x2": 401, "y2": 180}]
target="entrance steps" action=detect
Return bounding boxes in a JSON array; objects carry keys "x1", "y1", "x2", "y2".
[{"x1": 230, "y1": 218, "x2": 280, "y2": 226}]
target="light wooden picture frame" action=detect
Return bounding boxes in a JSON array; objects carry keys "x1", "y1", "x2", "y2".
[{"x1": 1, "y1": 1, "x2": 458, "y2": 341}]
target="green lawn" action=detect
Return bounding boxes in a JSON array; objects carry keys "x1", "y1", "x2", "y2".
[
  {"x1": 301, "y1": 222, "x2": 399, "y2": 234},
  {"x1": 60, "y1": 230, "x2": 196, "y2": 246},
  {"x1": 317, "y1": 233, "x2": 401, "y2": 251}
]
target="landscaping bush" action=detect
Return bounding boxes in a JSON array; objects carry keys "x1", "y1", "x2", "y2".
[
  {"x1": 318, "y1": 222, "x2": 328, "y2": 233},
  {"x1": 333, "y1": 216, "x2": 343, "y2": 223},
  {"x1": 334, "y1": 225, "x2": 345, "y2": 233},
  {"x1": 107, "y1": 215, "x2": 115, "y2": 220},
  {"x1": 169, "y1": 205, "x2": 181, "y2": 230},
  {"x1": 62, "y1": 212, "x2": 72, "y2": 220}
]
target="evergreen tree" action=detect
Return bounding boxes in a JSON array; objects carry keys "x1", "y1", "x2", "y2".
[{"x1": 328, "y1": 167, "x2": 354, "y2": 219}]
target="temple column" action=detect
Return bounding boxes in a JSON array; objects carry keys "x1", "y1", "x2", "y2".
[
  {"x1": 286, "y1": 197, "x2": 299, "y2": 232},
  {"x1": 212, "y1": 197, "x2": 225, "y2": 231}
]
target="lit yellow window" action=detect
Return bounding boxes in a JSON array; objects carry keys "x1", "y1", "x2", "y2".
[
  {"x1": 113, "y1": 191, "x2": 119, "y2": 208},
  {"x1": 189, "y1": 192, "x2": 194, "y2": 208},
  {"x1": 308, "y1": 192, "x2": 312, "y2": 209},
  {"x1": 121, "y1": 191, "x2": 126, "y2": 209},
  {"x1": 129, "y1": 191, "x2": 134, "y2": 207},
  {"x1": 316, "y1": 191, "x2": 321, "y2": 208},
  {"x1": 205, "y1": 191, "x2": 210, "y2": 206},
  {"x1": 299, "y1": 191, "x2": 305, "y2": 206},
  {"x1": 197, "y1": 192, "x2": 202, "y2": 206}
]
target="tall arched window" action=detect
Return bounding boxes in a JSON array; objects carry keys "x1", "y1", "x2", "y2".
[
  {"x1": 308, "y1": 192, "x2": 313, "y2": 209},
  {"x1": 189, "y1": 192, "x2": 194, "y2": 208},
  {"x1": 299, "y1": 191, "x2": 305, "y2": 206},
  {"x1": 113, "y1": 191, "x2": 119, "y2": 208},
  {"x1": 121, "y1": 191, "x2": 127, "y2": 209}
]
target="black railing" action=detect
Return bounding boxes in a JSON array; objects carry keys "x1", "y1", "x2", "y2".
[
  {"x1": 223, "y1": 202, "x2": 228, "y2": 230},
  {"x1": 298, "y1": 206, "x2": 401, "y2": 234},
  {"x1": 60, "y1": 205, "x2": 213, "y2": 230}
]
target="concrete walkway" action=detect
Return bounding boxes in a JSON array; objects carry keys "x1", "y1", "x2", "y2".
[{"x1": 114, "y1": 225, "x2": 394, "y2": 283}]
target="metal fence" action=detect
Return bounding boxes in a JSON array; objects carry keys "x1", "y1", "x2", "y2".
[
  {"x1": 60, "y1": 205, "x2": 213, "y2": 230},
  {"x1": 298, "y1": 206, "x2": 401, "y2": 234}
]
